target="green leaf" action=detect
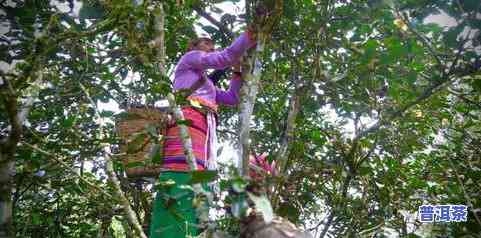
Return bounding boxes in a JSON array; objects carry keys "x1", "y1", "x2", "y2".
[
  {"x1": 125, "y1": 161, "x2": 144, "y2": 168},
  {"x1": 87, "y1": 47, "x2": 96, "y2": 54},
  {"x1": 471, "y1": 78, "x2": 481, "y2": 93},
  {"x1": 311, "y1": 130, "x2": 326, "y2": 145},
  {"x1": 190, "y1": 170, "x2": 218, "y2": 184},
  {"x1": 145, "y1": 124, "x2": 159, "y2": 138},
  {"x1": 406, "y1": 71, "x2": 417, "y2": 84},
  {"x1": 363, "y1": 39, "x2": 379, "y2": 62},
  {"x1": 231, "y1": 194, "x2": 249, "y2": 219},
  {"x1": 176, "y1": 119, "x2": 192, "y2": 127},
  {"x1": 359, "y1": 163, "x2": 372, "y2": 176},
  {"x1": 210, "y1": 6, "x2": 223, "y2": 14},
  {"x1": 127, "y1": 132, "x2": 148, "y2": 154},
  {"x1": 387, "y1": 41, "x2": 405, "y2": 59},
  {"x1": 115, "y1": 112, "x2": 144, "y2": 121},
  {"x1": 113, "y1": 159, "x2": 125, "y2": 172},
  {"x1": 444, "y1": 25, "x2": 464, "y2": 47},
  {"x1": 62, "y1": 116, "x2": 76, "y2": 128},
  {"x1": 461, "y1": 0, "x2": 480, "y2": 10},
  {"x1": 247, "y1": 192, "x2": 274, "y2": 223},
  {"x1": 149, "y1": 144, "x2": 163, "y2": 165},
  {"x1": 100, "y1": 110, "x2": 115, "y2": 117},
  {"x1": 382, "y1": 37, "x2": 407, "y2": 63},
  {"x1": 79, "y1": 2, "x2": 105, "y2": 20},
  {"x1": 202, "y1": 25, "x2": 218, "y2": 34},
  {"x1": 217, "y1": 146, "x2": 223, "y2": 157},
  {"x1": 422, "y1": 23, "x2": 443, "y2": 34},
  {"x1": 31, "y1": 212, "x2": 41, "y2": 225},
  {"x1": 232, "y1": 179, "x2": 247, "y2": 193},
  {"x1": 278, "y1": 202, "x2": 300, "y2": 224}
]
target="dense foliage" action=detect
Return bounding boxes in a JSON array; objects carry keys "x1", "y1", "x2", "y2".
[{"x1": 1, "y1": 0, "x2": 480, "y2": 237}]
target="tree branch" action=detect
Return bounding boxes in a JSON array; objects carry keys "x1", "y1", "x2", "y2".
[
  {"x1": 150, "y1": 2, "x2": 166, "y2": 75},
  {"x1": 105, "y1": 155, "x2": 147, "y2": 238},
  {"x1": 272, "y1": 70, "x2": 304, "y2": 208},
  {"x1": 318, "y1": 212, "x2": 334, "y2": 238},
  {"x1": 0, "y1": 74, "x2": 42, "y2": 229},
  {"x1": 79, "y1": 83, "x2": 147, "y2": 238},
  {"x1": 277, "y1": 74, "x2": 303, "y2": 175},
  {"x1": 398, "y1": 11, "x2": 444, "y2": 71},
  {"x1": 192, "y1": 5, "x2": 234, "y2": 41},
  {"x1": 0, "y1": 78, "x2": 21, "y2": 157},
  {"x1": 238, "y1": 44, "x2": 262, "y2": 177},
  {"x1": 447, "y1": 157, "x2": 481, "y2": 227},
  {"x1": 355, "y1": 74, "x2": 450, "y2": 141},
  {"x1": 238, "y1": 0, "x2": 283, "y2": 177},
  {"x1": 22, "y1": 142, "x2": 112, "y2": 199},
  {"x1": 318, "y1": 173, "x2": 353, "y2": 238}
]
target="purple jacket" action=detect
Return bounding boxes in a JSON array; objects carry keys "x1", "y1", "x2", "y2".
[{"x1": 173, "y1": 32, "x2": 255, "y2": 111}]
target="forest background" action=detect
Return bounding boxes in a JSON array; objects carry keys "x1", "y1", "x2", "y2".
[{"x1": 0, "y1": 0, "x2": 480, "y2": 237}]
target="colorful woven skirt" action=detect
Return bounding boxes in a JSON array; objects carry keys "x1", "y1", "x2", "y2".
[
  {"x1": 150, "y1": 107, "x2": 217, "y2": 238},
  {"x1": 161, "y1": 107, "x2": 208, "y2": 171}
]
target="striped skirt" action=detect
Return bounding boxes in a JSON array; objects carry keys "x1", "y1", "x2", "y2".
[{"x1": 162, "y1": 107, "x2": 208, "y2": 171}]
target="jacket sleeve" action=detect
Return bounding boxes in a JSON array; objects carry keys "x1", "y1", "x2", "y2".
[
  {"x1": 181, "y1": 32, "x2": 255, "y2": 70},
  {"x1": 215, "y1": 74, "x2": 242, "y2": 106}
]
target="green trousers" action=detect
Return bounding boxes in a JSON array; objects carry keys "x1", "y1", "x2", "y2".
[{"x1": 149, "y1": 172, "x2": 203, "y2": 238}]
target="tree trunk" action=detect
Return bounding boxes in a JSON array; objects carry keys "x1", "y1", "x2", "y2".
[
  {"x1": 0, "y1": 158, "x2": 14, "y2": 238},
  {"x1": 242, "y1": 215, "x2": 313, "y2": 238},
  {"x1": 238, "y1": 0, "x2": 283, "y2": 177},
  {"x1": 105, "y1": 159, "x2": 147, "y2": 238},
  {"x1": 238, "y1": 45, "x2": 263, "y2": 177},
  {"x1": 0, "y1": 74, "x2": 42, "y2": 238}
]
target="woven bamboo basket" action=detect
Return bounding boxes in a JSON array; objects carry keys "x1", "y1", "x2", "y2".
[{"x1": 116, "y1": 105, "x2": 171, "y2": 178}]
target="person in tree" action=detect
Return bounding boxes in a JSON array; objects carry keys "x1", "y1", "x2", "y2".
[{"x1": 149, "y1": 30, "x2": 256, "y2": 238}]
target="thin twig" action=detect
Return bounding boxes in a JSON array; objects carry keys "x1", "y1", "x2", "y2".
[
  {"x1": 398, "y1": 10, "x2": 444, "y2": 71},
  {"x1": 192, "y1": 5, "x2": 234, "y2": 41},
  {"x1": 22, "y1": 142, "x2": 112, "y2": 199},
  {"x1": 272, "y1": 70, "x2": 304, "y2": 208},
  {"x1": 318, "y1": 213, "x2": 334, "y2": 238},
  {"x1": 447, "y1": 157, "x2": 481, "y2": 227},
  {"x1": 354, "y1": 75, "x2": 454, "y2": 141},
  {"x1": 79, "y1": 83, "x2": 147, "y2": 238}
]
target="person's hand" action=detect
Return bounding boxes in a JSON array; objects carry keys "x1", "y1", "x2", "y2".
[
  {"x1": 255, "y1": 3, "x2": 268, "y2": 18},
  {"x1": 232, "y1": 63, "x2": 241, "y2": 73}
]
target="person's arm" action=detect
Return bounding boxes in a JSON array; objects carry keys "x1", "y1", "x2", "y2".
[
  {"x1": 215, "y1": 72, "x2": 242, "y2": 106},
  {"x1": 180, "y1": 32, "x2": 255, "y2": 70}
]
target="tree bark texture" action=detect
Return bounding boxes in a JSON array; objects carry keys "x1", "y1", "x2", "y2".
[
  {"x1": 238, "y1": 42, "x2": 263, "y2": 177},
  {"x1": 79, "y1": 83, "x2": 147, "y2": 238},
  {"x1": 105, "y1": 159, "x2": 147, "y2": 238},
  {"x1": 238, "y1": 0, "x2": 283, "y2": 177},
  {"x1": 242, "y1": 215, "x2": 313, "y2": 238},
  {"x1": 277, "y1": 72, "x2": 302, "y2": 175},
  {"x1": 152, "y1": 2, "x2": 166, "y2": 75},
  {"x1": 0, "y1": 159, "x2": 14, "y2": 238}
]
